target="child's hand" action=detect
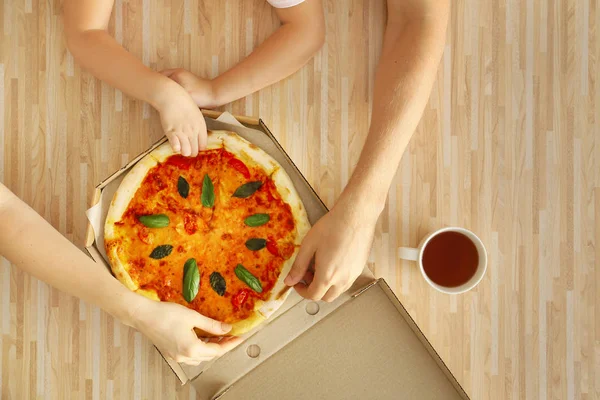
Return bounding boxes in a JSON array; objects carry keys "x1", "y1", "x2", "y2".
[
  {"x1": 161, "y1": 69, "x2": 222, "y2": 109},
  {"x1": 157, "y1": 86, "x2": 207, "y2": 157}
]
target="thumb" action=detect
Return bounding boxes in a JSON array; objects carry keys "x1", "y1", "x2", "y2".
[
  {"x1": 192, "y1": 313, "x2": 232, "y2": 336},
  {"x1": 285, "y1": 238, "x2": 316, "y2": 286}
]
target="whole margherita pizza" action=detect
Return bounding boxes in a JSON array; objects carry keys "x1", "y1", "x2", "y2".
[{"x1": 104, "y1": 131, "x2": 310, "y2": 336}]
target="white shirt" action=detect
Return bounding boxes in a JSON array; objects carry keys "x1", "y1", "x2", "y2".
[{"x1": 267, "y1": 0, "x2": 305, "y2": 8}]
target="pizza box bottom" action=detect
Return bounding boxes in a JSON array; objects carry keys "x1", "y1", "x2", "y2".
[
  {"x1": 209, "y1": 279, "x2": 469, "y2": 400},
  {"x1": 84, "y1": 111, "x2": 469, "y2": 399}
]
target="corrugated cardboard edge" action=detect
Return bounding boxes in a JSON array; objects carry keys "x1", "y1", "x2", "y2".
[{"x1": 374, "y1": 279, "x2": 471, "y2": 400}]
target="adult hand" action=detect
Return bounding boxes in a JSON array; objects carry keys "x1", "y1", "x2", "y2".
[
  {"x1": 156, "y1": 85, "x2": 207, "y2": 157},
  {"x1": 130, "y1": 296, "x2": 241, "y2": 365},
  {"x1": 284, "y1": 202, "x2": 377, "y2": 302},
  {"x1": 161, "y1": 68, "x2": 222, "y2": 109}
]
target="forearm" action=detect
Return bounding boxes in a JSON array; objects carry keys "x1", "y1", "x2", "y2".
[
  {"x1": 338, "y1": 14, "x2": 449, "y2": 216},
  {"x1": 212, "y1": 22, "x2": 324, "y2": 104},
  {"x1": 0, "y1": 185, "x2": 139, "y2": 325},
  {"x1": 66, "y1": 30, "x2": 180, "y2": 110}
]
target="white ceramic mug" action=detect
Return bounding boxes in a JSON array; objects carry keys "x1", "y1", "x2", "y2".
[{"x1": 398, "y1": 227, "x2": 487, "y2": 294}]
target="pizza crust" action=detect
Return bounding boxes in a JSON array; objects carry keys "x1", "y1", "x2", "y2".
[
  {"x1": 105, "y1": 155, "x2": 160, "y2": 293},
  {"x1": 105, "y1": 155, "x2": 159, "y2": 239},
  {"x1": 105, "y1": 130, "x2": 311, "y2": 336},
  {"x1": 230, "y1": 312, "x2": 267, "y2": 336}
]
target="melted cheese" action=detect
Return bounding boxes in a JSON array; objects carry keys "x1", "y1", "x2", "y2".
[{"x1": 110, "y1": 149, "x2": 296, "y2": 323}]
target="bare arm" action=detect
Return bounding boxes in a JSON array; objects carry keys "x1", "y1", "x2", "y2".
[
  {"x1": 286, "y1": 0, "x2": 450, "y2": 301},
  {"x1": 339, "y1": 0, "x2": 450, "y2": 214},
  {"x1": 0, "y1": 184, "x2": 139, "y2": 323},
  {"x1": 63, "y1": 0, "x2": 208, "y2": 157},
  {"x1": 163, "y1": 0, "x2": 325, "y2": 107},
  {"x1": 212, "y1": 0, "x2": 325, "y2": 104},
  {"x1": 63, "y1": 0, "x2": 176, "y2": 111},
  {"x1": 0, "y1": 184, "x2": 238, "y2": 364}
]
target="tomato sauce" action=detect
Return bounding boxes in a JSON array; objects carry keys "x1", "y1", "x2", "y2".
[{"x1": 107, "y1": 148, "x2": 297, "y2": 324}]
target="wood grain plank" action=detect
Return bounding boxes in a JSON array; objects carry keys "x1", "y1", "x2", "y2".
[{"x1": 0, "y1": 0, "x2": 598, "y2": 399}]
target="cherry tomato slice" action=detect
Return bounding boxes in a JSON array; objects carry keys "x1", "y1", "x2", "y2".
[
  {"x1": 266, "y1": 239, "x2": 279, "y2": 257},
  {"x1": 137, "y1": 227, "x2": 153, "y2": 244},
  {"x1": 183, "y1": 213, "x2": 198, "y2": 235},
  {"x1": 228, "y1": 158, "x2": 250, "y2": 179},
  {"x1": 232, "y1": 289, "x2": 250, "y2": 309}
]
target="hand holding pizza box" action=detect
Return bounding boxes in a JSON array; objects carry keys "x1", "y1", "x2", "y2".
[{"x1": 284, "y1": 198, "x2": 377, "y2": 302}]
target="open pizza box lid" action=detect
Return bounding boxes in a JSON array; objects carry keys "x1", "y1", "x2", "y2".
[{"x1": 84, "y1": 111, "x2": 469, "y2": 400}]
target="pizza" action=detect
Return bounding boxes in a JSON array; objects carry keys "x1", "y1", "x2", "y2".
[{"x1": 104, "y1": 131, "x2": 310, "y2": 336}]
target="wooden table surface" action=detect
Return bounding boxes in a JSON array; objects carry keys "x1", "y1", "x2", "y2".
[{"x1": 1, "y1": 0, "x2": 598, "y2": 399}]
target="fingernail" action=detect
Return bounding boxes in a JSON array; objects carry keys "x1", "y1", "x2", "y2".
[{"x1": 221, "y1": 322, "x2": 232, "y2": 332}]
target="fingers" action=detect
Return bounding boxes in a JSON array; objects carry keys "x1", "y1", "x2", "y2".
[
  {"x1": 186, "y1": 339, "x2": 239, "y2": 360},
  {"x1": 285, "y1": 239, "x2": 316, "y2": 286},
  {"x1": 167, "y1": 131, "x2": 202, "y2": 157},
  {"x1": 321, "y1": 285, "x2": 346, "y2": 303},
  {"x1": 169, "y1": 337, "x2": 219, "y2": 364},
  {"x1": 294, "y1": 279, "x2": 328, "y2": 301},
  {"x1": 217, "y1": 336, "x2": 244, "y2": 353},
  {"x1": 172, "y1": 343, "x2": 218, "y2": 365},
  {"x1": 189, "y1": 131, "x2": 199, "y2": 157},
  {"x1": 300, "y1": 269, "x2": 314, "y2": 286},
  {"x1": 193, "y1": 314, "x2": 233, "y2": 336},
  {"x1": 171, "y1": 335, "x2": 242, "y2": 366},
  {"x1": 179, "y1": 135, "x2": 192, "y2": 157},
  {"x1": 178, "y1": 356, "x2": 214, "y2": 366},
  {"x1": 166, "y1": 131, "x2": 181, "y2": 153}
]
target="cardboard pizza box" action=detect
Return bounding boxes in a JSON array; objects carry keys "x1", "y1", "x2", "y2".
[{"x1": 84, "y1": 111, "x2": 470, "y2": 400}]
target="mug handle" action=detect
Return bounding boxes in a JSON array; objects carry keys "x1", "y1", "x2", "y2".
[{"x1": 398, "y1": 247, "x2": 419, "y2": 261}]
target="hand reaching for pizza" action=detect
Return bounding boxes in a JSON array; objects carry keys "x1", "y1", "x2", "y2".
[
  {"x1": 156, "y1": 84, "x2": 208, "y2": 157},
  {"x1": 161, "y1": 68, "x2": 223, "y2": 109},
  {"x1": 285, "y1": 202, "x2": 377, "y2": 302},
  {"x1": 130, "y1": 296, "x2": 242, "y2": 365}
]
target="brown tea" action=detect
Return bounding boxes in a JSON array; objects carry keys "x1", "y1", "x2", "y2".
[{"x1": 421, "y1": 231, "x2": 479, "y2": 288}]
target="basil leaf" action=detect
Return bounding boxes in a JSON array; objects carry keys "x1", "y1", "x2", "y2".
[
  {"x1": 209, "y1": 272, "x2": 226, "y2": 296},
  {"x1": 201, "y1": 174, "x2": 215, "y2": 208},
  {"x1": 178, "y1": 176, "x2": 190, "y2": 198},
  {"x1": 235, "y1": 264, "x2": 263, "y2": 293},
  {"x1": 232, "y1": 181, "x2": 263, "y2": 198},
  {"x1": 138, "y1": 214, "x2": 170, "y2": 228},
  {"x1": 244, "y1": 213, "x2": 270, "y2": 227},
  {"x1": 245, "y1": 238, "x2": 267, "y2": 251},
  {"x1": 182, "y1": 258, "x2": 200, "y2": 303},
  {"x1": 149, "y1": 244, "x2": 173, "y2": 259}
]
